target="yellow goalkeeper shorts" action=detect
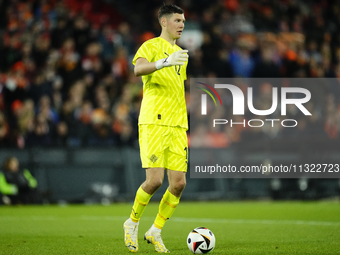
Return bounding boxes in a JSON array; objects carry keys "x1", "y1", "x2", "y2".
[{"x1": 139, "y1": 124, "x2": 188, "y2": 172}]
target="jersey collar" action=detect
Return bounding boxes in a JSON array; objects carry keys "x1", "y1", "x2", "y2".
[{"x1": 158, "y1": 37, "x2": 176, "y2": 47}]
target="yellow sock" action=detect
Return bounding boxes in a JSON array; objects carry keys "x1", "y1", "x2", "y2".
[
  {"x1": 130, "y1": 186, "x2": 152, "y2": 222},
  {"x1": 154, "y1": 189, "x2": 180, "y2": 229}
]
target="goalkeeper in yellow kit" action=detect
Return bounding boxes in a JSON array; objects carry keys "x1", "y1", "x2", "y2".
[{"x1": 123, "y1": 4, "x2": 189, "y2": 253}]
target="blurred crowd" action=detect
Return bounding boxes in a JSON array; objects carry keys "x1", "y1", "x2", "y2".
[
  {"x1": 0, "y1": 0, "x2": 340, "y2": 149},
  {"x1": 0, "y1": 0, "x2": 140, "y2": 148}
]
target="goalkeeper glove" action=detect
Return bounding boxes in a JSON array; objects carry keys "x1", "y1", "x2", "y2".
[{"x1": 155, "y1": 50, "x2": 188, "y2": 70}]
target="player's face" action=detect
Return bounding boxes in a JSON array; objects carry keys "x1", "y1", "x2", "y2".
[{"x1": 165, "y1": 13, "x2": 185, "y2": 40}]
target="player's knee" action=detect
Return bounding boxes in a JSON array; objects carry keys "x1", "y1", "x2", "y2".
[
  {"x1": 178, "y1": 179, "x2": 186, "y2": 191},
  {"x1": 147, "y1": 178, "x2": 163, "y2": 192},
  {"x1": 153, "y1": 178, "x2": 163, "y2": 190},
  {"x1": 174, "y1": 179, "x2": 186, "y2": 193}
]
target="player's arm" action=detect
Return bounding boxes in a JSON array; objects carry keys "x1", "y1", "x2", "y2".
[
  {"x1": 134, "y1": 50, "x2": 189, "y2": 77},
  {"x1": 134, "y1": 58, "x2": 158, "y2": 77}
]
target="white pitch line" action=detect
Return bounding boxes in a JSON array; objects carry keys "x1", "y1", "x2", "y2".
[
  {"x1": 0, "y1": 216, "x2": 339, "y2": 227},
  {"x1": 79, "y1": 216, "x2": 340, "y2": 226},
  {"x1": 171, "y1": 217, "x2": 340, "y2": 226}
]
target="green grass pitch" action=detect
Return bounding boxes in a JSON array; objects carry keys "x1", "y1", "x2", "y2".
[{"x1": 0, "y1": 201, "x2": 339, "y2": 254}]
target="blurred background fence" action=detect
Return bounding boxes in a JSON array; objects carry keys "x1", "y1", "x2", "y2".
[{"x1": 1, "y1": 140, "x2": 339, "y2": 203}]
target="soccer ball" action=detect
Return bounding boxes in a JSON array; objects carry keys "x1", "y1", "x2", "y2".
[{"x1": 187, "y1": 227, "x2": 216, "y2": 254}]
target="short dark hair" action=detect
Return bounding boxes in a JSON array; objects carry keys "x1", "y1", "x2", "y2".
[{"x1": 158, "y1": 4, "x2": 184, "y2": 21}]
